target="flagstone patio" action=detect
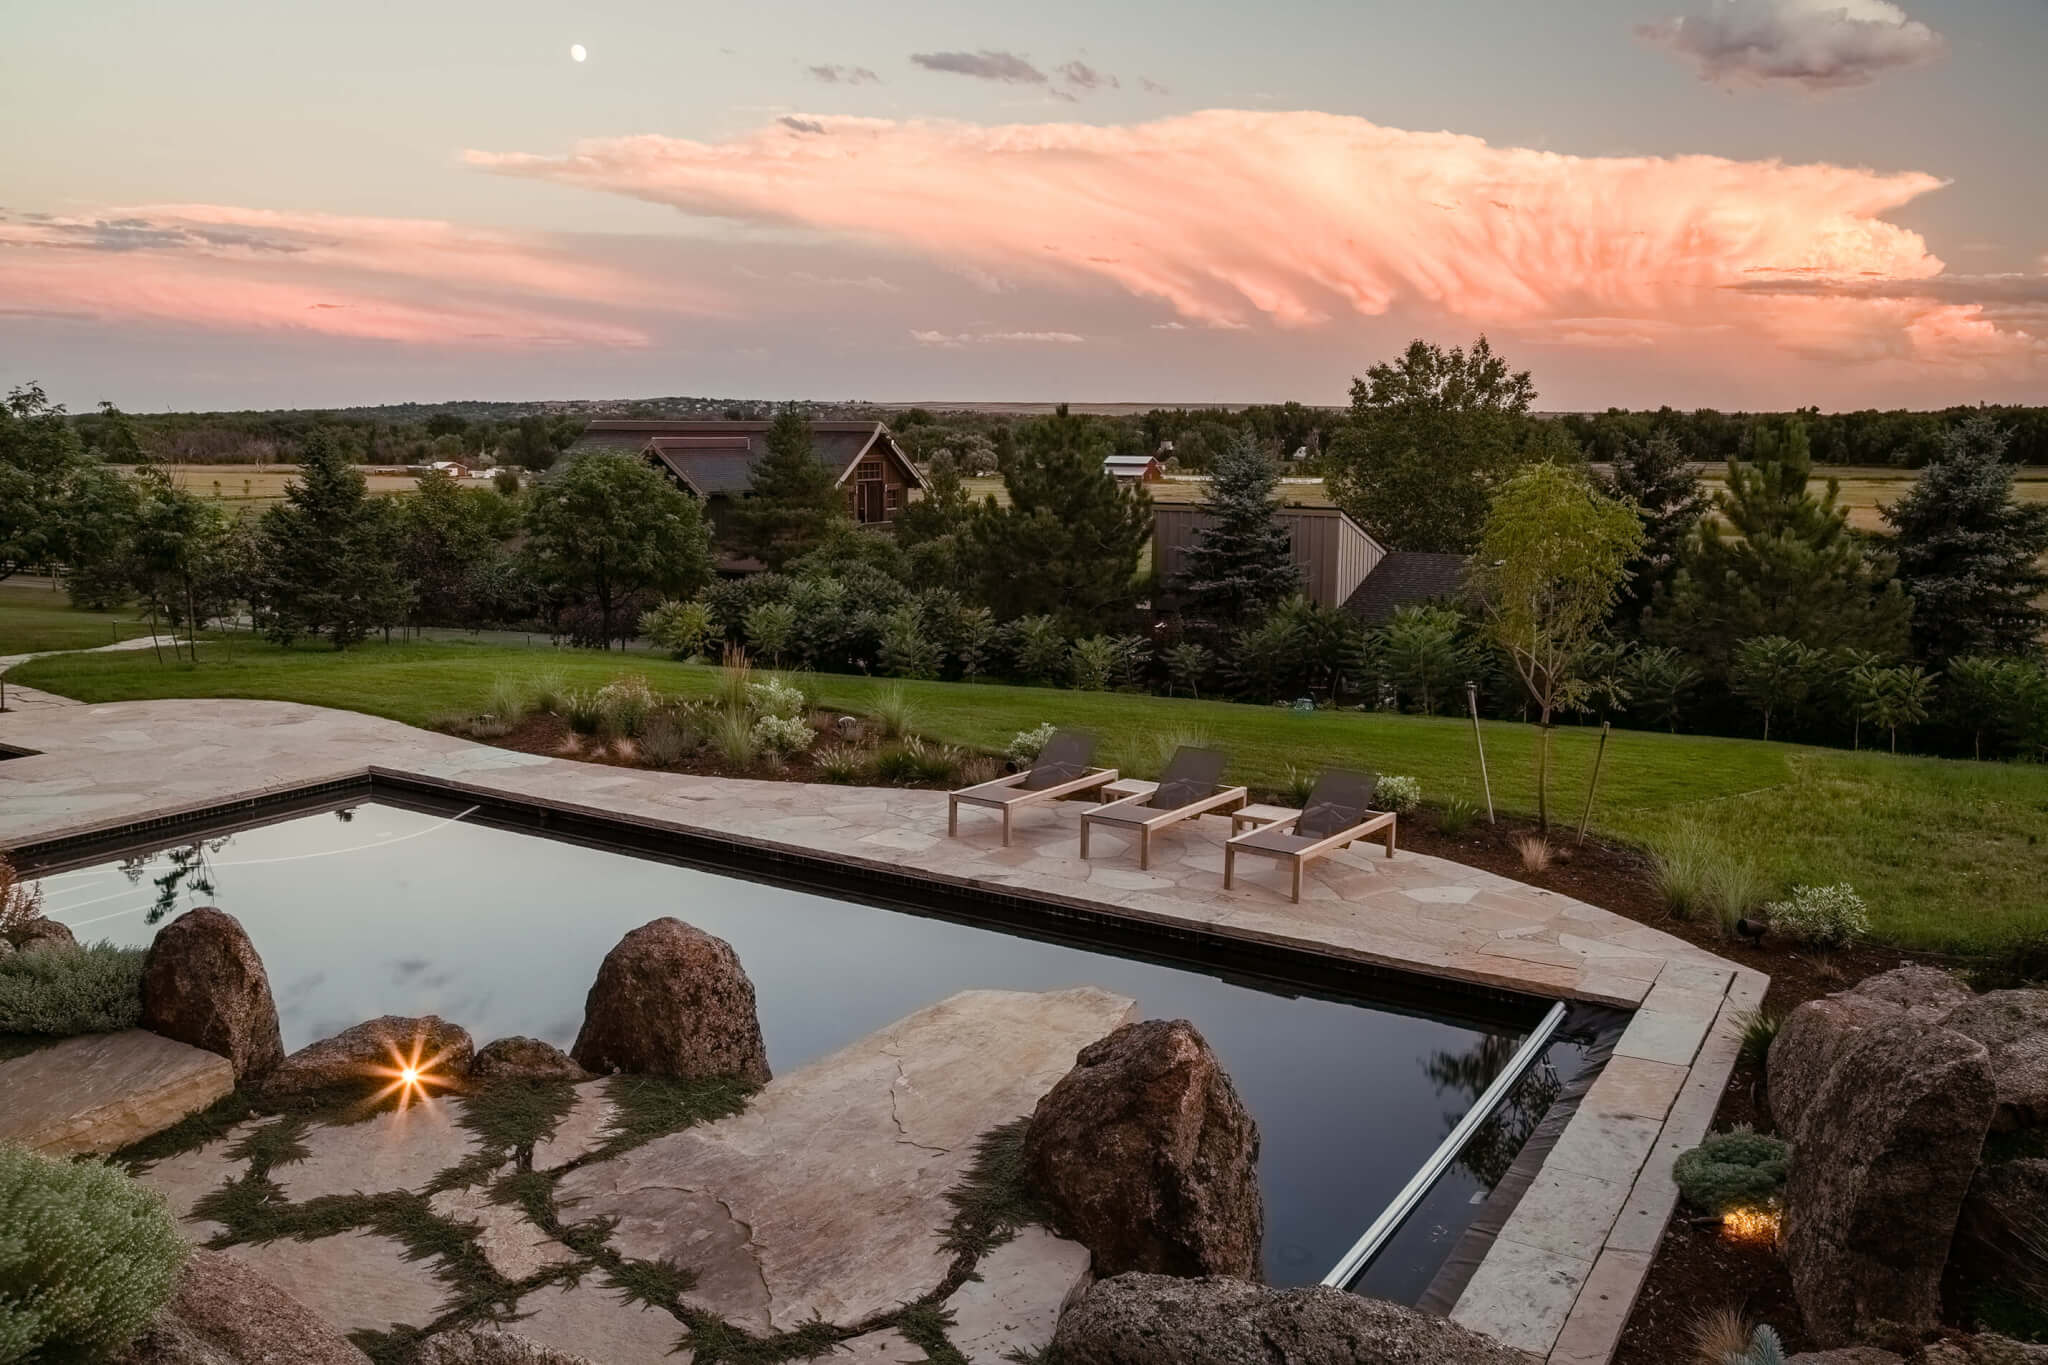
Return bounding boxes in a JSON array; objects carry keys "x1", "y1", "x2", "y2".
[{"x1": 0, "y1": 697, "x2": 1766, "y2": 1364}]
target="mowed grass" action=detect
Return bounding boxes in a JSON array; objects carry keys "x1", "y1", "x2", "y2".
[
  {"x1": 0, "y1": 582, "x2": 151, "y2": 655},
  {"x1": 11, "y1": 636, "x2": 2046, "y2": 953}
]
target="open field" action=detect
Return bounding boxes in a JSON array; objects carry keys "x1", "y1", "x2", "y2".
[
  {"x1": 113, "y1": 463, "x2": 425, "y2": 506},
  {"x1": 0, "y1": 581, "x2": 153, "y2": 654},
  {"x1": 10, "y1": 636, "x2": 2044, "y2": 954}
]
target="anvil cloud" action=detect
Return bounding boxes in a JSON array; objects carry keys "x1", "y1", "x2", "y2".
[{"x1": 467, "y1": 109, "x2": 2033, "y2": 370}]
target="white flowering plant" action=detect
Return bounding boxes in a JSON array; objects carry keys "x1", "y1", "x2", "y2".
[
  {"x1": 751, "y1": 713, "x2": 815, "y2": 756},
  {"x1": 1765, "y1": 883, "x2": 1870, "y2": 947},
  {"x1": 746, "y1": 678, "x2": 808, "y2": 720},
  {"x1": 1006, "y1": 723, "x2": 1058, "y2": 767},
  {"x1": 1375, "y1": 774, "x2": 1422, "y2": 814}
]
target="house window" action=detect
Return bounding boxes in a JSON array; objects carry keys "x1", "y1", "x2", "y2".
[
  {"x1": 856, "y1": 460, "x2": 883, "y2": 482},
  {"x1": 885, "y1": 487, "x2": 901, "y2": 512}
]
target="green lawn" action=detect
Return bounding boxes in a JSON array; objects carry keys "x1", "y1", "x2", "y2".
[
  {"x1": 9, "y1": 636, "x2": 2046, "y2": 954},
  {"x1": 0, "y1": 583, "x2": 152, "y2": 655}
]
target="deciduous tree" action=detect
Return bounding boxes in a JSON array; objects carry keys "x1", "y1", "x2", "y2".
[{"x1": 523, "y1": 452, "x2": 711, "y2": 649}]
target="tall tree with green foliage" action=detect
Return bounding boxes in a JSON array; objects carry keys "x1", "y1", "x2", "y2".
[
  {"x1": 1178, "y1": 431, "x2": 1299, "y2": 624},
  {"x1": 1729, "y1": 635, "x2": 1823, "y2": 741},
  {"x1": 252, "y1": 431, "x2": 412, "y2": 648},
  {"x1": 729, "y1": 407, "x2": 848, "y2": 570},
  {"x1": 1600, "y1": 429, "x2": 1706, "y2": 632},
  {"x1": 524, "y1": 452, "x2": 712, "y2": 649},
  {"x1": 1474, "y1": 463, "x2": 1644, "y2": 828},
  {"x1": 965, "y1": 406, "x2": 1152, "y2": 626},
  {"x1": 1882, "y1": 415, "x2": 2048, "y2": 664},
  {"x1": 125, "y1": 464, "x2": 230, "y2": 662},
  {"x1": 1654, "y1": 422, "x2": 1909, "y2": 673},
  {"x1": 1326, "y1": 336, "x2": 1537, "y2": 553},
  {"x1": 893, "y1": 451, "x2": 974, "y2": 584},
  {"x1": 0, "y1": 382, "x2": 134, "y2": 585}
]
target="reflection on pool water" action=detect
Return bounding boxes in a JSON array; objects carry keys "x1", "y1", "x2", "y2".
[{"x1": 37, "y1": 800, "x2": 1557, "y2": 1296}]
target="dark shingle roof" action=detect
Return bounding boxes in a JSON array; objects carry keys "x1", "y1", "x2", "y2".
[
  {"x1": 1342, "y1": 552, "x2": 1470, "y2": 625},
  {"x1": 568, "y1": 420, "x2": 922, "y2": 497}
]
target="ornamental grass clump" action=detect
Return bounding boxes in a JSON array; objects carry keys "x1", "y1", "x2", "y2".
[
  {"x1": 813, "y1": 745, "x2": 868, "y2": 784},
  {"x1": 638, "y1": 711, "x2": 696, "y2": 769},
  {"x1": 561, "y1": 689, "x2": 604, "y2": 736},
  {"x1": 0, "y1": 1144, "x2": 187, "y2": 1362},
  {"x1": 1673, "y1": 1128, "x2": 1790, "y2": 1216},
  {"x1": 0, "y1": 943, "x2": 146, "y2": 1037},
  {"x1": 1765, "y1": 883, "x2": 1871, "y2": 948},
  {"x1": 1375, "y1": 774, "x2": 1422, "y2": 814},
  {"x1": 1438, "y1": 795, "x2": 1480, "y2": 836},
  {"x1": 871, "y1": 685, "x2": 917, "y2": 740}
]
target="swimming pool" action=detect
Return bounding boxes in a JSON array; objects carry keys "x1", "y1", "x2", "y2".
[{"x1": 24, "y1": 787, "x2": 1606, "y2": 1301}]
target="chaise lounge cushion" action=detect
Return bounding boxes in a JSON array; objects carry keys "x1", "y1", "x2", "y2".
[
  {"x1": 1022, "y1": 731, "x2": 1096, "y2": 789},
  {"x1": 1295, "y1": 769, "x2": 1379, "y2": 840}
]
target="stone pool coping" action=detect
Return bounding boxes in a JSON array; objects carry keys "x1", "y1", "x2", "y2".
[{"x1": 0, "y1": 697, "x2": 1764, "y2": 1364}]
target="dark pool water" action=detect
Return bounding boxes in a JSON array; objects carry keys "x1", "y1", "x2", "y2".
[{"x1": 37, "y1": 801, "x2": 1537, "y2": 1292}]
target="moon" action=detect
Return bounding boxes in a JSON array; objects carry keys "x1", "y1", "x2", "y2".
[{"x1": 569, "y1": 43, "x2": 587, "y2": 62}]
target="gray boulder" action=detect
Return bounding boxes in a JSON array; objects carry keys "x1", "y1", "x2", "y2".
[
  {"x1": 1848, "y1": 966, "x2": 1973, "y2": 1015},
  {"x1": 262, "y1": 1014, "x2": 475, "y2": 1101},
  {"x1": 140, "y1": 908, "x2": 284, "y2": 1084},
  {"x1": 1923, "y1": 1338, "x2": 2048, "y2": 1365},
  {"x1": 1024, "y1": 1018, "x2": 1263, "y2": 1280},
  {"x1": 1940, "y1": 990, "x2": 2048, "y2": 1132},
  {"x1": 8, "y1": 916, "x2": 79, "y2": 955},
  {"x1": 408, "y1": 1330, "x2": 597, "y2": 1364},
  {"x1": 1782, "y1": 1017, "x2": 1996, "y2": 1347},
  {"x1": 1952, "y1": 1157, "x2": 2048, "y2": 1307},
  {"x1": 570, "y1": 918, "x2": 770, "y2": 1083},
  {"x1": 1048, "y1": 1273, "x2": 1527, "y2": 1365},
  {"x1": 116, "y1": 1248, "x2": 368, "y2": 1364},
  {"x1": 1770, "y1": 967, "x2": 1976, "y2": 1140},
  {"x1": 471, "y1": 1036, "x2": 589, "y2": 1083},
  {"x1": 1786, "y1": 1353, "x2": 1903, "y2": 1365}
]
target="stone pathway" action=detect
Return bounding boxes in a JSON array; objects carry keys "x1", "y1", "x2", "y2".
[
  {"x1": 129, "y1": 988, "x2": 1121, "y2": 1364},
  {"x1": 0, "y1": 1029, "x2": 233, "y2": 1156},
  {"x1": 0, "y1": 634, "x2": 181, "y2": 714},
  {"x1": 0, "y1": 698, "x2": 1765, "y2": 1364}
]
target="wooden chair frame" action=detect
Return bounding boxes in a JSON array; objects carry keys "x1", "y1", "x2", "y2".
[
  {"x1": 1223, "y1": 809, "x2": 1398, "y2": 903},
  {"x1": 948, "y1": 767, "x2": 1120, "y2": 846},
  {"x1": 1079, "y1": 785, "x2": 1249, "y2": 870}
]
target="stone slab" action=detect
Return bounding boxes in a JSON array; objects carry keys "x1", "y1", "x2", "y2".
[
  {"x1": 131, "y1": 1120, "x2": 266, "y2": 1245},
  {"x1": 532, "y1": 1081, "x2": 617, "y2": 1170},
  {"x1": 557, "y1": 987, "x2": 1137, "y2": 1333},
  {"x1": 836, "y1": 1329, "x2": 921, "y2": 1363},
  {"x1": 1451, "y1": 1235, "x2": 1594, "y2": 1357},
  {"x1": 1546, "y1": 1248, "x2": 1653, "y2": 1365},
  {"x1": 501, "y1": 1279, "x2": 693, "y2": 1364},
  {"x1": 214, "y1": 1230, "x2": 452, "y2": 1339},
  {"x1": 941, "y1": 1225, "x2": 1093, "y2": 1364},
  {"x1": 0, "y1": 1029, "x2": 233, "y2": 1156},
  {"x1": 428, "y1": 1184, "x2": 582, "y2": 1282},
  {"x1": 274, "y1": 1096, "x2": 479, "y2": 1202}
]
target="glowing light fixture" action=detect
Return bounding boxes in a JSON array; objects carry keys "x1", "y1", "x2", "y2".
[
  {"x1": 366, "y1": 1032, "x2": 457, "y2": 1111},
  {"x1": 1720, "y1": 1206, "x2": 1781, "y2": 1242},
  {"x1": 569, "y1": 43, "x2": 587, "y2": 63}
]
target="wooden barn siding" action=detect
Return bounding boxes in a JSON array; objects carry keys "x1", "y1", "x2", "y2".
[{"x1": 1152, "y1": 506, "x2": 1386, "y2": 606}]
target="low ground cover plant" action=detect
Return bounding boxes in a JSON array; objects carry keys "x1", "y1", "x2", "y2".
[
  {"x1": 1673, "y1": 1128, "x2": 1790, "y2": 1216},
  {"x1": 0, "y1": 943, "x2": 146, "y2": 1037}
]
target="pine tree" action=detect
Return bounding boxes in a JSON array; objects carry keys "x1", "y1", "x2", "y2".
[
  {"x1": 1883, "y1": 415, "x2": 2048, "y2": 664},
  {"x1": 1178, "y1": 432, "x2": 1299, "y2": 624},
  {"x1": 729, "y1": 407, "x2": 847, "y2": 569},
  {"x1": 1600, "y1": 429, "x2": 1705, "y2": 632},
  {"x1": 965, "y1": 406, "x2": 1152, "y2": 627},
  {"x1": 1652, "y1": 421, "x2": 1908, "y2": 674},
  {"x1": 253, "y1": 430, "x2": 412, "y2": 647}
]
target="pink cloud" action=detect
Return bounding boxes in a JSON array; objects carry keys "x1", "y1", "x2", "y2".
[
  {"x1": 0, "y1": 206, "x2": 716, "y2": 346},
  {"x1": 469, "y1": 109, "x2": 2038, "y2": 370}
]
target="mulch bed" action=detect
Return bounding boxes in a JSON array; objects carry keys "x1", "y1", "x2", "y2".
[{"x1": 465, "y1": 716, "x2": 1959, "y2": 1362}]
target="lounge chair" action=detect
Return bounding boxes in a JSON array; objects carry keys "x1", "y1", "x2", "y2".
[
  {"x1": 1079, "y1": 747, "x2": 1247, "y2": 870},
  {"x1": 1223, "y1": 768, "x2": 1396, "y2": 903},
  {"x1": 948, "y1": 730, "x2": 1119, "y2": 846}
]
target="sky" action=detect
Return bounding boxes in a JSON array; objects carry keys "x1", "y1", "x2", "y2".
[{"x1": 4, "y1": 0, "x2": 2046, "y2": 413}]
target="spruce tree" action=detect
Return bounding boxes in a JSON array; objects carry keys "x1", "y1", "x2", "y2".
[
  {"x1": 965, "y1": 405, "x2": 1152, "y2": 627},
  {"x1": 1652, "y1": 422, "x2": 1908, "y2": 674},
  {"x1": 253, "y1": 430, "x2": 412, "y2": 647},
  {"x1": 1882, "y1": 415, "x2": 2048, "y2": 664},
  {"x1": 1179, "y1": 432, "x2": 1299, "y2": 624},
  {"x1": 730, "y1": 406, "x2": 847, "y2": 569},
  {"x1": 1600, "y1": 429, "x2": 1705, "y2": 632}
]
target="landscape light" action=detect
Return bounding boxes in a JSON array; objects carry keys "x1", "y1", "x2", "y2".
[
  {"x1": 366, "y1": 1033, "x2": 457, "y2": 1110},
  {"x1": 1720, "y1": 1206, "x2": 1780, "y2": 1242}
]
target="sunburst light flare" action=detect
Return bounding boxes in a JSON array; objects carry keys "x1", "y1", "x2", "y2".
[{"x1": 365, "y1": 1031, "x2": 458, "y2": 1110}]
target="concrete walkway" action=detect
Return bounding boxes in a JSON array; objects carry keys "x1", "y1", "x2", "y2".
[{"x1": 0, "y1": 698, "x2": 1763, "y2": 1364}]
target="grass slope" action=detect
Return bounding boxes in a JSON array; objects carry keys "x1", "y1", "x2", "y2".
[
  {"x1": 11, "y1": 636, "x2": 2046, "y2": 952},
  {"x1": 0, "y1": 583, "x2": 149, "y2": 655}
]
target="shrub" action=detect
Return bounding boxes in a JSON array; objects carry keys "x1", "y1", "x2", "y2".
[
  {"x1": 1006, "y1": 723, "x2": 1057, "y2": 767},
  {"x1": 491, "y1": 467, "x2": 520, "y2": 495},
  {"x1": 1008, "y1": 615, "x2": 1069, "y2": 684},
  {"x1": 595, "y1": 676, "x2": 656, "y2": 738},
  {"x1": 1719, "y1": 1324, "x2": 1788, "y2": 1365},
  {"x1": 751, "y1": 714, "x2": 815, "y2": 757},
  {"x1": 1, "y1": 854, "x2": 44, "y2": 938},
  {"x1": 707, "y1": 708, "x2": 757, "y2": 768},
  {"x1": 1068, "y1": 635, "x2": 1119, "y2": 692},
  {"x1": 0, "y1": 1144, "x2": 187, "y2": 1361},
  {"x1": 910, "y1": 741, "x2": 962, "y2": 784},
  {"x1": 1673, "y1": 1129, "x2": 1790, "y2": 1215},
  {"x1": 1376, "y1": 774, "x2": 1422, "y2": 814},
  {"x1": 1438, "y1": 795, "x2": 1480, "y2": 836},
  {"x1": 871, "y1": 685, "x2": 917, "y2": 740},
  {"x1": 0, "y1": 943, "x2": 146, "y2": 1036},
  {"x1": 1517, "y1": 835, "x2": 1552, "y2": 874},
  {"x1": 561, "y1": 689, "x2": 604, "y2": 735},
  {"x1": 1164, "y1": 640, "x2": 1214, "y2": 698},
  {"x1": 1690, "y1": 1306, "x2": 1754, "y2": 1365},
  {"x1": 1765, "y1": 883, "x2": 1871, "y2": 947},
  {"x1": 813, "y1": 745, "x2": 868, "y2": 784},
  {"x1": 639, "y1": 599, "x2": 719, "y2": 661},
  {"x1": 743, "y1": 601, "x2": 798, "y2": 666},
  {"x1": 526, "y1": 670, "x2": 567, "y2": 716},
  {"x1": 745, "y1": 677, "x2": 807, "y2": 720},
  {"x1": 639, "y1": 712, "x2": 696, "y2": 768},
  {"x1": 878, "y1": 603, "x2": 943, "y2": 680}
]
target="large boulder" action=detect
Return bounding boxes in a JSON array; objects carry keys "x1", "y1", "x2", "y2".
[
  {"x1": 1023, "y1": 1018, "x2": 1263, "y2": 1280},
  {"x1": 8, "y1": 915, "x2": 79, "y2": 955},
  {"x1": 1049, "y1": 1273, "x2": 1527, "y2": 1365},
  {"x1": 409, "y1": 1330, "x2": 598, "y2": 1364},
  {"x1": 262, "y1": 1014, "x2": 475, "y2": 1102},
  {"x1": 1940, "y1": 990, "x2": 2048, "y2": 1132},
  {"x1": 116, "y1": 1247, "x2": 369, "y2": 1364},
  {"x1": 1770, "y1": 967, "x2": 1975, "y2": 1140},
  {"x1": 471, "y1": 1036, "x2": 589, "y2": 1083},
  {"x1": 1923, "y1": 1338, "x2": 2048, "y2": 1365},
  {"x1": 1782, "y1": 1017, "x2": 1996, "y2": 1347},
  {"x1": 1952, "y1": 1157, "x2": 2048, "y2": 1307},
  {"x1": 569, "y1": 918, "x2": 770, "y2": 1084},
  {"x1": 1786, "y1": 1353, "x2": 1903, "y2": 1365},
  {"x1": 140, "y1": 908, "x2": 285, "y2": 1084}
]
